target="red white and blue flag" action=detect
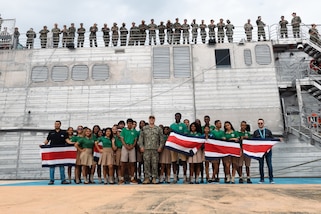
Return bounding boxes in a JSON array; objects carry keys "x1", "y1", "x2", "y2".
[
  {"x1": 40, "y1": 145, "x2": 77, "y2": 167},
  {"x1": 242, "y1": 139, "x2": 280, "y2": 159},
  {"x1": 205, "y1": 138, "x2": 241, "y2": 160},
  {"x1": 94, "y1": 141, "x2": 102, "y2": 159},
  {"x1": 165, "y1": 132, "x2": 204, "y2": 156}
]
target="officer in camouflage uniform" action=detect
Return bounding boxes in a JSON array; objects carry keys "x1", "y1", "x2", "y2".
[
  {"x1": 102, "y1": 23, "x2": 110, "y2": 47},
  {"x1": 89, "y1": 23, "x2": 98, "y2": 47},
  {"x1": 181, "y1": 19, "x2": 190, "y2": 44},
  {"x1": 26, "y1": 28, "x2": 36, "y2": 49},
  {"x1": 291, "y1": 12, "x2": 301, "y2": 38},
  {"x1": 256, "y1": 16, "x2": 266, "y2": 41},
  {"x1": 244, "y1": 19, "x2": 253, "y2": 42},
  {"x1": 111, "y1": 22, "x2": 119, "y2": 46},
  {"x1": 199, "y1": 20, "x2": 207, "y2": 44},
  {"x1": 225, "y1": 19, "x2": 234, "y2": 43},
  {"x1": 68, "y1": 23, "x2": 76, "y2": 44},
  {"x1": 129, "y1": 22, "x2": 139, "y2": 46},
  {"x1": 173, "y1": 18, "x2": 182, "y2": 45},
  {"x1": 279, "y1": 16, "x2": 288, "y2": 38},
  {"x1": 120, "y1": 23, "x2": 128, "y2": 46},
  {"x1": 217, "y1": 18, "x2": 225, "y2": 43},
  {"x1": 138, "y1": 115, "x2": 164, "y2": 184},
  {"x1": 166, "y1": 20, "x2": 173, "y2": 44},
  {"x1": 61, "y1": 25, "x2": 68, "y2": 48},
  {"x1": 191, "y1": 19, "x2": 198, "y2": 44},
  {"x1": 138, "y1": 20, "x2": 147, "y2": 45},
  {"x1": 39, "y1": 26, "x2": 49, "y2": 48},
  {"x1": 148, "y1": 19, "x2": 157, "y2": 45},
  {"x1": 158, "y1": 21, "x2": 166, "y2": 45},
  {"x1": 52, "y1": 23, "x2": 61, "y2": 48},
  {"x1": 208, "y1": 19, "x2": 216, "y2": 42},
  {"x1": 77, "y1": 23, "x2": 86, "y2": 48}
]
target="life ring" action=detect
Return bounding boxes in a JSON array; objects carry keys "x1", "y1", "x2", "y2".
[{"x1": 310, "y1": 59, "x2": 321, "y2": 72}]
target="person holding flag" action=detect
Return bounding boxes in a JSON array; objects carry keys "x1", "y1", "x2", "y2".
[{"x1": 253, "y1": 118, "x2": 275, "y2": 184}]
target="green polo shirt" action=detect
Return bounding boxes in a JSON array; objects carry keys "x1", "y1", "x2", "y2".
[
  {"x1": 99, "y1": 136, "x2": 112, "y2": 148},
  {"x1": 78, "y1": 137, "x2": 95, "y2": 149},
  {"x1": 170, "y1": 122, "x2": 188, "y2": 134},
  {"x1": 120, "y1": 128, "x2": 137, "y2": 145}
]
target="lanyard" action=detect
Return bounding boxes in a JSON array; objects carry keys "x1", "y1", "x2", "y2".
[{"x1": 258, "y1": 128, "x2": 265, "y2": 139}]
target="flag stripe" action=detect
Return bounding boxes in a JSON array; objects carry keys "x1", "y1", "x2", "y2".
[
  {"x1": 40, "y1": 145, "x2": 77, "y2": 167},
  {"x1": 42, "y1": 151, "x2": 76, "y2": 160},
  {"x1": 205, "y1": 139, "x2": 241, "y2": 159}
]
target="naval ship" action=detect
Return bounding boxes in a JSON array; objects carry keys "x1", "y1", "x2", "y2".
[{"x1": 0, "y1": 18, "x2": 321, "y2": 180}]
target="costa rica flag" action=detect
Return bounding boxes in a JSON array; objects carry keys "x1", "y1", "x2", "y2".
[
  {"x1": 205, "y1": 138, "x2": 241, "y2": 160},
  {"x1": 242, "y1": 138, "x2": 280, "y2": 159},
  {"x1": 40, "y1": 145, "x2": 77, "y2": 167},
  {"x1": 165, "y1": 132, "x2": 205, "y2": 156}
]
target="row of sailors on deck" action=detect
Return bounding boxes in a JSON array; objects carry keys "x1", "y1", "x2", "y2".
[{"x1": 2, "y1": 12, "x2": 319, "y2": 49}]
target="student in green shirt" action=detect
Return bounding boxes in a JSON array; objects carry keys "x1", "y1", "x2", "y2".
[
  {"x1": 74, "y1": 127, "x2": 95, "y2": 184},
  {"x1": 238, "y1": 121, "x2": 252, "y2": 184},
  {"x1": 170, "y1": 112, "x2": 188, "y2": 183},
  {"x1": 211, "y1": 120, "x2": 226, "y2": 183},
  {"x1": 119, "y1": 118, "x2": 138, "y2": 184},
  {"x1": 112, "y1": 125, "x2": 122, "y2": 183},
  {"x1": 224, "y1": 121, "x2": 240, "y2": 184},
  {"x1": 188, "y1": 122, "x2": 202, "y2": 184},
  {"x1": 95, "y1": 127, "x2": 115, "y2": 184},
  {"x1": 201, "y1": 115, "x2": 215, "y2": 133}
]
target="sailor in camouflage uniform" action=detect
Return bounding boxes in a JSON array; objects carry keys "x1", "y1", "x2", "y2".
[
  {"x1": 39, "y1": 26, "x2": 49, "y2": 48},
  {"x1": 256, "y1": 16, "x2": 266, "y2": 41},
  {"x1": 181, "y1": 19, "x2": 190, "y2": 44},
  {"x1": 138, "y1": 115, "x2": 164, "y2": 184},
  {"x1": 102, "y1": 23, "x2": 110, "y2": 47},
  {"x1": 120, "y1": 23, "x2": 128, "y2": 46},
  {"x1": 148, "y1": 19, "x2": 157, "y2": 45},
  {"x1": 191, "y1": 19, "x2": 198, "y2": 44},
  {"x1": 158, "y1": 21, "x2": 166, "y2": 45},
  {"x1": 52, "y1": 23, "x2": 61, "y2": 48},
  {"x1": 77, "y1": 23, "x2": 86, "y2": 48}
]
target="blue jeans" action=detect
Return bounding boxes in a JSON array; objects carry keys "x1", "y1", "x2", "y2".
[
  {"x1": 259, "y1": 150, "x2": 273, "y2": 182},
  {"x1": 49, "y1": 166, "x2": 66, "y2": 182}
]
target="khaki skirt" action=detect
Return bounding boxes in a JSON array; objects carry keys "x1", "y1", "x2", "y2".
[
  {"x1": 114, "y1": 148, "x2": 121, "y2": 166},
  {"x1": 80, "y1": 148, "x2": 93, "y2": 166},
  {"x1": 75, "y1": 150, "x2": 81, "y2": 165},
  {"x1": 159, "y1": 148, "x2": 171, "y2": 164},
  {"x1": 188, "y1": 149, "x2": 203, "y2": 163},
  {"x1": 99, "y1": 148, "x2": 114, "y2": 166}
]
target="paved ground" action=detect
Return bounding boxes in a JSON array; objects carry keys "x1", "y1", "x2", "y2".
[{"x1": 1, "y1": 179, "x2": 321, "y2": 213}]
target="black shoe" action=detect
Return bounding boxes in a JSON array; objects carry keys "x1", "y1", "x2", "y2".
[
  {"x1": 239, "y1": 178, "x2": 244, "y2": 184},
  {"x1": 200, "y1": 179, "x2": 204, "y2": 184},
  {"x1": 61, "y1": 180, "x2": 70, "y2": 184},
  {"x1": 214, "y1": 178, "x2": 220, "y2": 183},
  {"x1": 189, "y1": 181, "x2": 194, "y2": 184},
  {"x1": 247, "y1": 179, "x2": 252, "y2": 184},
  {"x1": 48, "y1": 180, "x2": 54, "y2": 185},
  {"x1": 208, "y1": 179, "x2": 213, "y2": 183}
]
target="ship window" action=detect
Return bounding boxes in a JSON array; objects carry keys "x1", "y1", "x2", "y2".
[
  {"x1": 52, "y1": 66, "x2": 68, "y2": 82},
  {"x1": 173, "y1": 46, "x2": 191, "y2": 78},
  {"x1": 153, "y1": 47, "x2": 170, "y2": 79},
  {"x1": 31, "y1": 66, "x2": 48, "y2": 82},
  {"x1": 255, "y1": 44, "x2": 271, "y2": 65},
  {"x1": 92, "y1": 64, "x2": 109, "y2": 80},
  {"x1": 215, "y1": 49, "x2": 231, "y2": 68},
  {"x1": 71, "y1": 65, "x2": 88, "y2": 81},
  {"x1": 244, "y1": 49, "x2": 252, "y2": 65}
]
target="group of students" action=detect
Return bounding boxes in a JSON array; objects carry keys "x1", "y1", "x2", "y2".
[{"x1": 44, "y1": 114, "x2": 275, "y2": 185}]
